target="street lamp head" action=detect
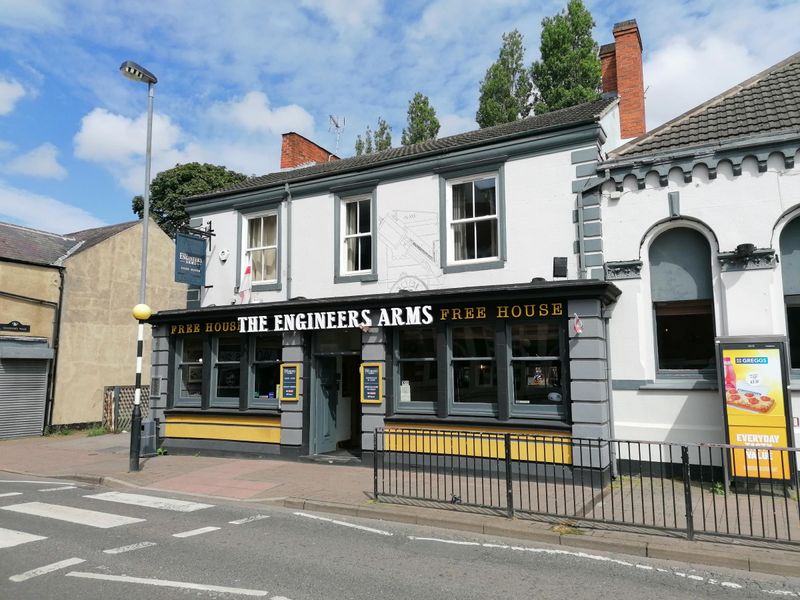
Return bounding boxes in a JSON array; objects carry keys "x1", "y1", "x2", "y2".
[{"x1": 119, "y1": 60, "x2": 157, "y2": 85}]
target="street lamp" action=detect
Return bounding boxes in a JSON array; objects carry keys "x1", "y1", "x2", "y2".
[{"x1": 120, "y1": 60, "x2": 157, "y2": 472}]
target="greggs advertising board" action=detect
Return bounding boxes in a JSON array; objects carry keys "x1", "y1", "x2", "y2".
[{"x1": 717, "y1": 338, "x2": 794, "y2": 480}]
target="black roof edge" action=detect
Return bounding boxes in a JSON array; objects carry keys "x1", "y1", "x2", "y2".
[
  {"x1": 186, "y1": 109, "x2": 611, "y2": 204},
  {"x1": 149, "y1": 279, "x2": 621, "y2": 324}
]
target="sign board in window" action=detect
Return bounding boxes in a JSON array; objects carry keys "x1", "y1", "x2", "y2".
[
  {"x1": 279, "y1": 363, "x2": 301, "y2": 402},
  {"x1": 360, "y1": 363, "x2": 382, "y2": 404},
  {"x1": 718, "y1": 338, "x2": 794, "y2": 479},
  {"x1": 175, "y1": 233, "x2": 206, "y2": 286}
]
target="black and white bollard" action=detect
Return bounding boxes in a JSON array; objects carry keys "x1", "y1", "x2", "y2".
[{"x1": 130, "y1": 305, "x2": 151, "y2": 472}]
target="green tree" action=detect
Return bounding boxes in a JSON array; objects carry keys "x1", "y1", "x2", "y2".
[
  {"x1": 401, "y1": 92, "x2": 440, "y2": 145},
  {"x1": 476, "y1": 30, "x2": 533, "y2": 128},
  {"x1": 131, "y1": 162, "x2": 247, "y2": 237},
  {"x1": 355, "y1": 117, "x2": 392, "y2": 155},
  {"x1": 530, "y1": 0, "x2": 601, "y2": 114}
]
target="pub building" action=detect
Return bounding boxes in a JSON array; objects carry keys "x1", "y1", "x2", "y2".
[{"x1": 147, "y1": 29, "x2": 800, "y2": 474}]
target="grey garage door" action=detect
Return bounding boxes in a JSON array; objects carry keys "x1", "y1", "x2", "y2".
[{"x1": 0, "y1": 359, "x2": 47, "y2": 439}]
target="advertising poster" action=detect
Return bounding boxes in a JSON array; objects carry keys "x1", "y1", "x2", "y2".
[{"x1": 720, "y1": 343, "x2": 791, "y2": 479}]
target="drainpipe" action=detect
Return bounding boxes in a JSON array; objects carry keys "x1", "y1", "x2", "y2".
[
  {"x1": 602, "y1": 307, "x2": 618, "y2": 477},
  {"x1": 285, "y1": 183, "x2": 293, "y2": 300},
  {"x1": 44, "y1": 267, "x2": 65, "y2": 429}
]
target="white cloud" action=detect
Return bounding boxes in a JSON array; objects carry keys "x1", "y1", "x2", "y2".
[
  {"x1": 0, "y1": 0, "x2": 62, "y2": 31},
  {"x1": 0, "y1": 76, "x2": 26, "y2": 115},
  {"x1": 74, "y1": 108, "x2": 182, "y2": 164},
  {"x1": 643, "y1": 36, "x2": 763, "y2": 130},
  {"x1": 209, "y1": 91, "x2": 315, "y2": 136},
  {"x1": 0, "y1": 180, "x2": 104, "y2": 233},
  {"x1": 438, "y1": 113, "x2": 477, "y2": 138},
  {"x1": 299, "y1": 0, "x2": 384, "y2": 34},
  {"x1": 0, "y1": 140, "x2": 14, "y2": 154},
  {"x1": 4, "y1": 143, "x2": 67, "y2": 179}
]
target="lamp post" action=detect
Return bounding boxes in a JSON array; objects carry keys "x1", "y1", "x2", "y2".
[{"x1": 120, "y1": 60, "x2": 157, "y2": 472}]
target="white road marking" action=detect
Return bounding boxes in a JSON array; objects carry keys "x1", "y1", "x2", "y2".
[
  {"x1": 0, "y1": 492, "x2": 22, "y2": 498},
  {"x1": 293, "y1": 511, "x2": 393, "y2": 536},
  {"x1": 65, "y1": 571, "x2": 270, "y2": 597},
  {"x1": 0, "y1": 480, "x2": 70, "y2": 485},
  {"x1": 408, "y1": 536, "x2": 480, "y2": 546},
  {"x1": 0, "y1": 502, "x2": 144, "y2": 528},
  {"x1": 85, "y1": 491, "x2": 213, "y2": 512},
  {"x1": 39, "y1": 485, "x2": 77, "y2": 492},
  {"x1": 104, "y1": 541, "x2": 157, "y2": 554},
  {"x1": 9, "y1": 558, "x2": 85, "y2": 582},
  {"x1": 229, "y1": 514, "x2": 271, "y2": 525},
  {"x1": 172, "y1": 526, "x2": 220, "y2": 538},
  {"x1": 408, "y1": 536, "x2": 747, "y2": 590},
  {"x1": 0, "y1": 528, "x2": 47, "y2": 549},
  {"x1": 763, "y1": 591, "x2": 799, "y2": 597}
]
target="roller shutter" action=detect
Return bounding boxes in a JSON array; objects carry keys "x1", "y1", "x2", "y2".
[{"x1": 0, "y1": 359, "x2": 48, "y2": 439}]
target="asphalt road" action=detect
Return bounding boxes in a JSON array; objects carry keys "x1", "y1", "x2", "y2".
[{"x1": 0, "y1": 472, "x2": 798, "y2": 600}]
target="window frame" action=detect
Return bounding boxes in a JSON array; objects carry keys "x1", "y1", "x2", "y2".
[
  {"x1": 439, "y1": 165, "x2": 506, "y2": 274},
  {"x1": 249, "y1": 332, "x2": 283, "y2": 409},
  {"x1": 334, "y1": 189, "x2": 378, "y2": 283},
  {"x1": 785, "y1": 295, "x2": 800, "y2": 380},
  {"x1": 172, "y1": 335, "x2": 207, "y2": 408},
  {"x1": 648, "y1": 226, "x2": 717, "y2": 381},
  {"x1": 507, "y1": 319, "x2": 570, "y2": 419},
  {"x1": 392, "y1": 325, "x2": 438, "y2": 415},
  {"x1": 448, "y1": 323, "x2": 499, "y2": 417},
  {"x1": 209, "y1": 335, "x2": 244, "y2": 408},
  {"x1": 239, "y1": 206, "x2": 282, "y2": 293}
]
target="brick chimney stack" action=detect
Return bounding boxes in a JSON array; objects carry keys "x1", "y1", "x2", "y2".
[
  {"x1": 280, "y1": 132, "x2": 339, "y2": 169},
  {"x1": 601, "y1": 19, "x2": 645, "y2": 140}
]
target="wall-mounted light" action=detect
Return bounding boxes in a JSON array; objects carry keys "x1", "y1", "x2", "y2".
[{"x1": 735, "y1": 243, "x2": 756, "y2": 257}]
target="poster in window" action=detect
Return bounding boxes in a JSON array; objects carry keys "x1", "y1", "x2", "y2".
[{"x1": 718, "y1": 340, "x2": 794, "y2": 479}]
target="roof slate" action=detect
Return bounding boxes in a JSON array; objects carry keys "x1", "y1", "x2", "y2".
[
  {"x1": 189, "y1": 97, "x2": 616, "y2": 202},
  {"x1": 613, "y1": 51, "x2": 800, "y2": 159},
  {"x1": 0, "y1": 220, "x2": 139, "y2": 266}
]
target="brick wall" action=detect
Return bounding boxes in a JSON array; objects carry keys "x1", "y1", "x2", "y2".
[
  {"x1": 612, "y1": 20, "x2": 645, "y2": 139},
  {"x1": 280, "y1": 132, "x2": 339, "y2": 169}
]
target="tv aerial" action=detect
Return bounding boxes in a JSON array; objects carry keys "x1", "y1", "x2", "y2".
[{"x1": 329, "y1": 115, "x2": 345, "y2": 153}]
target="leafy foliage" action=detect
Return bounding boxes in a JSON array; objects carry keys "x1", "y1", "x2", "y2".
[
  {"x1": 476, "y1": 30, "x2": 533, "y2": 128},
  {"x1": 530, "y1": 0, "x2": 601, "y2": 114},
  {"x1": 131, "y1": 163, "x2": 248, "y2": 238},
  {"x1": 401, "y1": 92, "x2": 440, "y2": 145},
  {"x1": 355, "y1": 117, "x2": 392, "y2": 155}
]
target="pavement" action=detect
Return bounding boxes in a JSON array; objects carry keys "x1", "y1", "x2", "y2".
[{"x1": 1, "y1": 431, "x2": 798, "y2": 578}]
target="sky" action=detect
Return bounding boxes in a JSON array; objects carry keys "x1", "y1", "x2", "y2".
[{"x1": 0, "y1": 0, "x2": 798, "y2": 234}]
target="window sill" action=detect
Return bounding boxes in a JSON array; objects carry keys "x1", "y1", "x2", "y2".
[
  {"x1": 252, "y1": 282, "x2": 281, "y2": 292},
  {"x1": 164, "y1": 407, "x2": 281, "y2": 416},
  {"x1": 384, "y1": 414, "x2": 570, "y2": 430},
  {"x1": 639, "y1": 380, "x2": 718, "y2": 391},
  {"x1": 334, "y1": 272, "x2": 378, "y2": 284},
  {"x1": 443, "y1": 259, "x2": 504, "y2": 274}
]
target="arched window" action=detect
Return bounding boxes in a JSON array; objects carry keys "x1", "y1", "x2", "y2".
[
  {"x1": 780, "y1": 217, "x2": 800, "y2": 372},
  {"x1": 649, "y1": 227, "x2": 715, "y2": 372}
]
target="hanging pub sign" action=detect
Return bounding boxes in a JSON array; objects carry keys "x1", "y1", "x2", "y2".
[
  {"x1": 717, "y1": 337, "x2": 794, "y2": 480},
  {"x1": 0, "y1": 320, "x2": 31, "y2": 332},
  {"x1": 279, "y1": 363, "x2": 300, "y2": 402},
  {"x1": 360, "y1": 363, "x2": 383, "y2": 404},
  {"x1": 175, "y1": 232, "x2": 206, "y2": 286}
]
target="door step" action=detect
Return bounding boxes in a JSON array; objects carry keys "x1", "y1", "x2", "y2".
[{"x1": 301, "y1": 453, "x2": 361, "y2": 465}]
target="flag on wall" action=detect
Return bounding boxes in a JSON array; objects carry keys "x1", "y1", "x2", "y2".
[
  {"x1": 236, "y1": 256, "x2": 252, "y2": 305},
  {"x1": 573, "y1": 313, "x2": 583, "y2": 335}
]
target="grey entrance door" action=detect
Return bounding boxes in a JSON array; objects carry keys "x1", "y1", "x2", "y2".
[{"x1": 315, "y1": 357, "x2": 338, "y2": 454}]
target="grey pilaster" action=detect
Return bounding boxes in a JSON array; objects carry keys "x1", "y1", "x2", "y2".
[
  {"x1": 148, "y1": 324, "x2": 171, "y2": 438},
  {"x1": 280, "y1": 330, "x2": 305, "y2": 447},
  {"x1": 360, "y1": 327, "x2": 387, "y2": 450}
]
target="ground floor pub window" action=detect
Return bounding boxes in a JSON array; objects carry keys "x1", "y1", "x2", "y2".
[
  {"x1": 510, "y1": 321, "x2": 565, "y2": 416},
  {"x1": 396, "y1": 327, "x2": 437, "y2": 410},
  {"x1": 251, "y1": 333, "x2": 281, "y2": 408},
  {"x1": 211, "y1": 335, "x2": 242, "y2": 407},
  {"x1": 452, "y1": 325, "x2": 497, "y2": 407},
  {"x1": 177, "y1": 336, "x2": 203, "y2": 404}
]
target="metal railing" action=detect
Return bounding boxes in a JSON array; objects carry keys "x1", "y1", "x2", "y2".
[
  {"x1": 373, "y1": 428, "x2": 800, "y2": 545},
  {"x1": 102, "y1": 385, "x2": 149, "y2": 433}
]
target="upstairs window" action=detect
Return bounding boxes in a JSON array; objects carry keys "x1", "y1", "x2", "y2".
[
  {"x1": 343, "y1": 196, "x2": 372, "y2": 273},
  {"x1": 649, "y1": 227, "x2": 715, "y2": 373},
  {"x1": 448, "y1": 176, "x2": 498, "y2": 262},
  {"x1": 247, "y1": 212, "x2": 278, "y2": 284}
]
